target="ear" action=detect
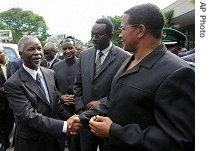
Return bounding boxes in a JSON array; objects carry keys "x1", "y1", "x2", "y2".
[
  {"x1": 108, "y1": 33, "x2": 113, "y2": 39},
  {"x1": 137, "y1": 24, "x2": 146, "y2": 38}
]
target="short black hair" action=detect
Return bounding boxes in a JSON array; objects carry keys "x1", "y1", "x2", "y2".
[
  {"x1": 60, "y1": 36, "x2": 75, "y2": 46},
  {"x1": 124, "y1": 3, "x2": 165, "y2": 38},
  {"x1": 95, "y1": 17, "x2": 114, "y2": 34}
]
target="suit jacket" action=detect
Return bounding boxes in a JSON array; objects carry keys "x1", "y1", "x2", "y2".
[
  {"x1": 0, "y1": 61, "x2": 14, "y2": 134},
  {"x1": 53, "y1": 58, "x2": 78, "y2": 115},
  {"x1": 80, "y1": 44, "x2": 195, "y2": 151},
  {"x1": 40, "y1": 57, "x2": 61, "y2": 69},
  {"x1": 9, "y1": 58, "x2": 22, "y2": 75},
  {"x1": 4, "y1": 66, "x2": 71, "y2": 151},
  {"x1": 73, "y1": 44, "x2": 131, "y2": 112}
]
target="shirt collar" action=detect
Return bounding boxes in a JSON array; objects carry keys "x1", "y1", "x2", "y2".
[
  {"x1": 23, "y1": 64, "x2": 43, "y2": 80},
  {"x1": 97, "y1": 42, "x2": 112, "y2": 56}
]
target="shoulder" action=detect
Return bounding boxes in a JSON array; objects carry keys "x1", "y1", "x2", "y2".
[
  {"x1": 112, "y1": 45, "x2": 131, "y2": 57},
  {"x1": 80, "y1": 47, "x2": 94, "y2": 55},
  {"x1": 40, "y1": 66, "x2": 55, "y2": 75},
  {"x1": 53, "y1": 60, "x2": 64, "y2": 68},
  {"x1": 5, "y1": 69, "x2": 21, "y2": 86}
]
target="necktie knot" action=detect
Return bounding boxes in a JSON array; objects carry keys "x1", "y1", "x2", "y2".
[{"x1": 98, "y1": 51, "x2": 103, "y2": 57}]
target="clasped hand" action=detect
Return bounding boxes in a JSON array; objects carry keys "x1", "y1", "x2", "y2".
[
  {"x1": 67, "y1": 114, "x2": 83, "y2": 135},
  {"x1": 89, "y1": 115, "x2": 112, "y2": 138}
]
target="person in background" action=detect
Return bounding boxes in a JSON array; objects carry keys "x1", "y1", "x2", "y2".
[
  {"x1": 162, "y1": 28, "x2": 187, "y2": 55},
  {"x1": 162, "y1": 28, "x2": 195, "y2": 69},
  {"x1": 73, "y1": 17, "x2": 131, "y2": 151},
  {"x1": 179, "y1": 48, "x2": 195, "y2": 63},
  {"x1": 53, "y1": 37, "x2": 80, "y2": 151},
  {"x1": 40, "y1": 42, "x2": 60, "y2": 69},
  {"x1": 4, "y1": 35, "x2": 82, "y2": 151},
  {"x1": 58, "y1": 36, "x2": 76, "y2": 60},
  {"x1": 0, "y1": 45, "x2": 14, "y2": 151},
  {"x1": 9, "y1": 57, "x2": 22, "y2": 75},
  {"x1": 75, "y1": 45, "x2": 84, "y2": 58},
  {"x1": 71, "y1": 3, "x2": 194, "y2": 151}
]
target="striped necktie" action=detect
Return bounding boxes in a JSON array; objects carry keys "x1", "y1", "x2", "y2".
[
  {"x1": 95, "y1": 51, "x2": 103, "y2": 75},
  {"x1": 36, "y1": 74, "x2": 46, "y2": 97}
]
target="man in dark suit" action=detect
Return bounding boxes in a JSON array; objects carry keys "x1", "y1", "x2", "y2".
[
  {"x1": 9, "y1": 58, "x2": 22, "y2": 75},
  {"x1": 40, "y1": 42, "x2": 60, "y2": 69},
  {"x1": 4, "y1": 35, "x2": 82, "y2": 151},
  {"x1": 162, "y1": 28, "x2": 187, "y2": 55},
  {"x1": 71, "y1": 3, "x2": 194, "y2": 151},
  {"x1": 53, "y1": 37, "x2": 80, "y2": 151},
  {"x1": 73, "y1": 17, "x2": 131, "y2": 151},
  {"x1": 0, "y1": 45, "x2": 14, "y2": 151}
]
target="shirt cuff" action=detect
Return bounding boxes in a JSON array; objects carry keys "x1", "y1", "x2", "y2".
[{"x1": 62, "y1": 121, "x2": 67, "y2": 133}]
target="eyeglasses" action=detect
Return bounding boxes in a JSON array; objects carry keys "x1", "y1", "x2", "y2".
[
  {"x1": 119, "y1": 24, "x2": 138, "y2": 31},
  {"x1": 91, "y1": 33, "x2": 106, "y2": 39}
]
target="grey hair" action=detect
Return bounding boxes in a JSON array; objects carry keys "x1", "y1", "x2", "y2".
[
  {"x1": 44, "y1": 42, "x2": 57, "y2": 51},
  {"x1": 18, "y1": 35, "x2": 39, "y2": 52}
]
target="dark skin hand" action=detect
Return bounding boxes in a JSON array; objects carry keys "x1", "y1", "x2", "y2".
[
  {"x1": 86, "y1": 100, "x2": 100, "y2": 110},
  {"x1": 89, "y1": 115, "x2": 112, "y2": 138},
  {"x1": 60, "y1": 94, "x2": 75, "y2": 105}
]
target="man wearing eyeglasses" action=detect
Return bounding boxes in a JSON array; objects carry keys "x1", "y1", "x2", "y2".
[{"x1": 73, "y1": 17, "x2": 131, "y2": 151}]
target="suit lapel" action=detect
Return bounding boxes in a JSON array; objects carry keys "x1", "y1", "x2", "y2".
[
  {"x1": 20, "y1": 67, "x2": 51, "y2": 106},
  {"x1": 118, "y1": 44, "x2": 167, "y2": 78},
  {"x1": 40, "y1": 67, "x2": 54, "y2": 106},
  {"x1": 89, "y1": 48, "x2": 97, "y2": 80},
  {"x1": 0, "y1": 68, "x2": 6, "y2": 80}
]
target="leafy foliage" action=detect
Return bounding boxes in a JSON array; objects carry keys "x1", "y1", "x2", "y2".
[
  {"x1": 0, "y1": 8, "x2": 48, "y2": 43},
  {"x1": 108, "y1": 16, "x2": 122, "y2": 48},
  {"x1": 163, "y1": 10, "x2": 179, "y2": 29}
]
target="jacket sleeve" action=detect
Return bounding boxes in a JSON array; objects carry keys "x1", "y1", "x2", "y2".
[
  {"x1": 4, "y1": 79, "x2": 65, "y2": 137},
  {"x1": 73, "y1": 56, "x2": 85, "y2": 112},
  {"x1": 79, "y1": 99, "x2": 109, "y2": 128}
]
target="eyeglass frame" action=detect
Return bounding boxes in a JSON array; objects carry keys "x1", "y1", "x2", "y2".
[
  {"x1": 91, "y1": 33, "x2": 107, "y2": 39},
  {"x1": 119, "y1": 24, "x2": 139, "y2": 31}
]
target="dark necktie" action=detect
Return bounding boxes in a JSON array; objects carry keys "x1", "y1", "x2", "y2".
[
  {"x1": 36, "y1": 74, "x2": 46, "y2": 96},
  {"x1": 95, "y1": 51, "x2": 103, "y2": 75}
]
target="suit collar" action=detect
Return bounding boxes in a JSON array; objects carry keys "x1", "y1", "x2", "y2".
[
  {"x1": 19, "y1": 66, "x2": 51, "y2": 106},
  {"x1": 94, "y1": 44, "x2": 117, "y2": 78},
  {"x1": 117, "y1": 44, "x2": 167, "y2": 77}
]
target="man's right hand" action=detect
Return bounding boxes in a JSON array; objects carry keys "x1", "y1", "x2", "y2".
[{"x1": 67, "y1": 114, "x2": 83, "y2": 135}]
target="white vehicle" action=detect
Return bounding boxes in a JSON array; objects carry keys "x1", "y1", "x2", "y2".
[
  {"x1": 1, "y1": 43, "x2": 20, "y2": 61},
  {"x1": 0, "y1": 30, "x2": 19, "y2": 61}
]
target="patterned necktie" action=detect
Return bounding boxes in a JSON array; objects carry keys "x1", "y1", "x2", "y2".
[
  {"x1": 36, "y1": 74, "x2": 46, "y2": 97},
  {"x1": 95, "y1": 51, "x2": 103, "y2": 75}
]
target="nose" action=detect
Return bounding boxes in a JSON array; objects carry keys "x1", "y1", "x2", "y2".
[
  {"x1": 91, "y1": 35, "x2": 97, "y2": 41},
  {"x1": 119, "y1": 33, "x2": 122, "y2": 40}
]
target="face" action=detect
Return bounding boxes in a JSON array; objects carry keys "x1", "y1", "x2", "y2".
[
  {"x1": 119, "y1": 14, "x2": 139, "y2": 53},
  {"x1": 0, "y1": 46, "x2": 6, "y2": 64},
  {"x1": 62, "y1": 42, "x2": 76, "y2": 59},
  {"x1": 20, "y1": 38, "x2": 42, "y2": 70},
  {"x1": 43, "y1": 48, "x2": 56, "y2": 61},
  {"x1": 91, "y1": 23, "x2": 111, "y2": 50}
]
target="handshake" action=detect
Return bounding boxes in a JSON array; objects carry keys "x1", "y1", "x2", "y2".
[
  {"x1": 66, "y1": 114, "x2": 113, "y2": 138},
  {"x1": 66, "y1": 114, "x2": 83, "y2": 135}
]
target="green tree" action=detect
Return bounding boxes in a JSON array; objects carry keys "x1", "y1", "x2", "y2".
[
  {"x1": 108, "y1": 16, "x2": 122, "y2": 48},
  {"x1": 163, "y1": 10, "x2": 179, "y2": 29},
  {"x1": 0, "y1": 8, "x2": 48, "y2": 43},
  {"x1": 0, "y1": 20, "x2": 7, "y2": 29}
]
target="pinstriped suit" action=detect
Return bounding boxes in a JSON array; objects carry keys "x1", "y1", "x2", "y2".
[
  {"x1": 0, "y1": 61, "x2": 14, "y2": 148},
  {"x1": 4, "y1": 66, "x2": 70, "y2": 151},
  {"x1": 73, "y1": 44, "x2": 131, "y2": 151}
]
